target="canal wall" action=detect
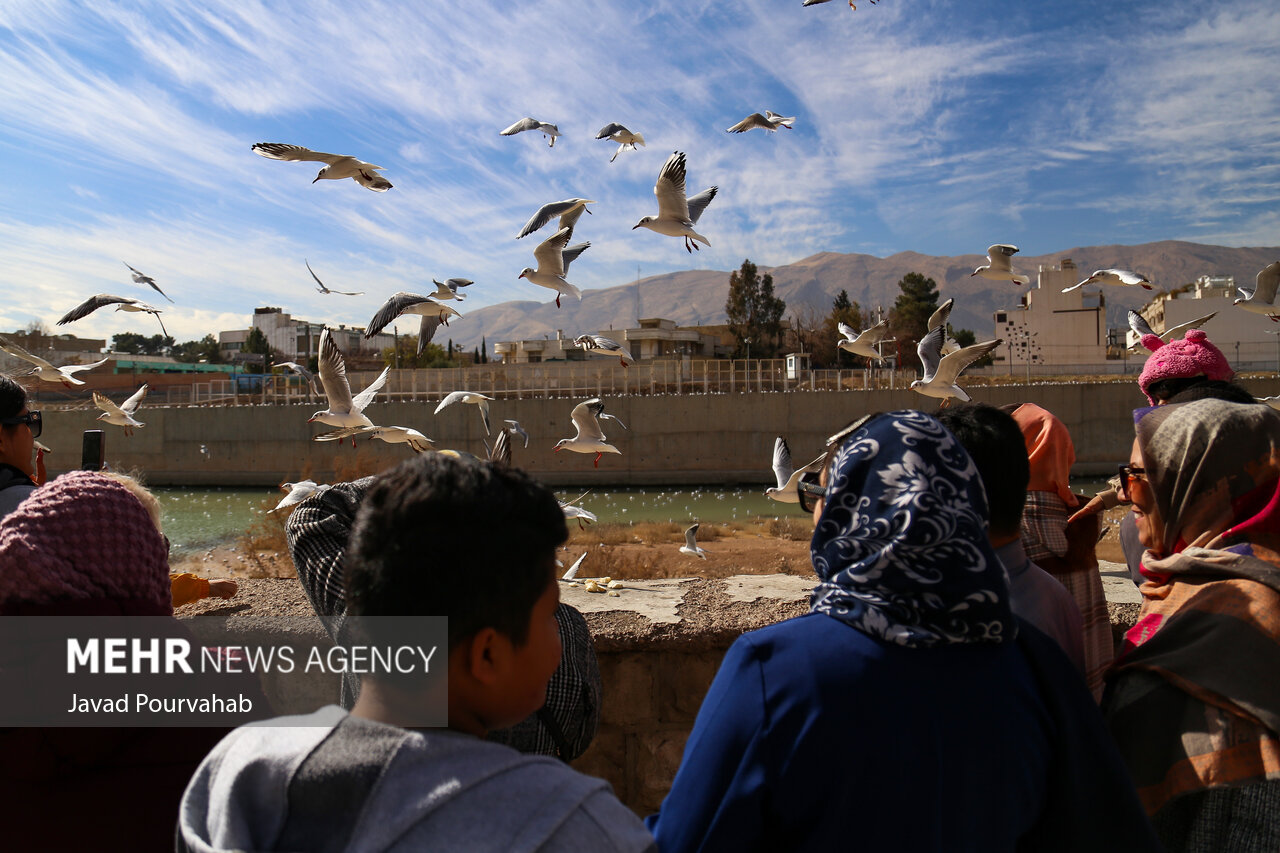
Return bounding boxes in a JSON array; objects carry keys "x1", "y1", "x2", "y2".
[{"x1": 42, "y1": 378, "x2": 1280, "y2": 486}]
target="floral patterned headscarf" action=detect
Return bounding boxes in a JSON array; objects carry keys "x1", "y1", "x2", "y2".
[{"x1": 809, "y1": 409, "x2": 1016, "y2": 647}]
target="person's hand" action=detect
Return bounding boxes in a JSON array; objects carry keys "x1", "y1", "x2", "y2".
[
  {"x1": 1068, "y1": 493, "x2": 1110, "y2": 524},
  {"x1": 208, "y1": 579, "x2": 238, "y2": 600},
  {"x1": 33, "y1": 448, "x2": 47, "y2": 486}
]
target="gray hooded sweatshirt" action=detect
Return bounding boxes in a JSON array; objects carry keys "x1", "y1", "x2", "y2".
[{"x1": 178, "y1": 707, "x2": 655, "y2": 853}]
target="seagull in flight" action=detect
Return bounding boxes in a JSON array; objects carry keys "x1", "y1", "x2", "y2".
[
  {"x1": 1063, "y1": 269, "x2": 1153, "y2": 293},
  {"x1": 93, "y1": 385, "x2": 148, "y2": 436},
  {"x1": 306, "y1": 260, "x2": 364, "y2": 296},
  {"x1": 803, "y1": 0, "x2": 878, "y2": 9},
  {"x1": 517, "y1": 198, "x2": 595, "y2": 240},
  {"x1": 435, "y1": 391, "x2": 495, "y2": 435},
  {"x1": 911, "y1": 327, "x2": 1002, "y2": 406},
  {"x1": 252, "y1": 142, "x2": 392, "y2": 191},
  {"x1": 574, "y1": 334, "x2": 633, "y2": 367},
  {"x1": 368, "y1": 426, "x2": 435, "y2": 454},
  {"x1": 554, "y1": 398, "x2": 626, "y2": 467},
  {"x1": 764, "y1": 437, "x2": 825, "y2": 503},
  {"x1": 518, "y1": 226, "x2": 589, "y2": 307},
  {"x1": 1127, "y1": 310, "x2": 1219, "y2": 352},
  {"x1": 365, "y1": 293, "x2": 462, "y2": 339},
  {"x1": 274, "y1": 361, "x2": 321, "y2": 397},
  {"x1": 1233, "y1": 261, "x2": 1280, "y2": 321},
  {"x1": 430, "y1": 278, "x2": 473, "y2": 302},
  {"x1": 679, "y1": 524, "x2": 708, "y2": 560},
  {"x1": 269, "y1": 480, "x2": 321, "y2": 513},
  {"x1": 561, "y1": 552, "x2": 589, "y2": 580},
  {"x1": 596, "y1": 123, "x2": 646, "y2": 162},
  {"x1": 123, "y1": 262, "x2": 174, "y2": 303},
  {"x1": 0, "y1": 336, "x2": 108, "y2": 386},
  {"x1": 837, "y1": 319, "x2": 890, "y2": 361},
  {"x1": 310, "y1": 328, "x2": 390, "y2": 442},
  {"x1": 633, "y1": 151, "x2": 718, "y2": 253},
  {"x1": 56, "y1": 293, "x2": 169, "y2": 338},
  {"x1": 726, "y1": 111, "x2": 795, "y2": 133},
  {"x1": 928, "y1": 297, "x2": 961, "y2": 355},
  {"x1": 971, "y1": 245, "x2": 1030, "y2": 286},
  {"x1": 559, "y1": 490, "x2": 597, "y2": 530},
  {"x1": 500, "y1": 117, "x2": 561, "y2": 147},
  {"x1": 486, "y1": 420, "x2": 529, "y2": 467}
]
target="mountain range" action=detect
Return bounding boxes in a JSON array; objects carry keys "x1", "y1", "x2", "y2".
[{"x1": 439, "y1": 241, "x2": 1280, "y2": 352}]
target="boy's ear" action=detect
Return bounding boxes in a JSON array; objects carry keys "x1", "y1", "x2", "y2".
[{"x1": 464, "y1": 627, "x2": 513, "y2": 687}]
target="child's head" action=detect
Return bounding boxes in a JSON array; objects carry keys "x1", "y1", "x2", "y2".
[
  {"x1": 936, "y1": 404, "x2": 1030, "y2": 541},
  {"x1": 346, "y1": 451, "x2": 568, "y2": 731},
  {"x1": 1138, "y1": 329, "x2": 1234, "y2": 405}
]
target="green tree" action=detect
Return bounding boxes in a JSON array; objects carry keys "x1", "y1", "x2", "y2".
[
  {"x1": 950, "y1": 328, "x2": 995, "y2": 368},
  {"x1": 382, "y1": 338, "x2": 454, "y2": 369},
  {"x1": 172, "y1": 334, "x2": 222, "y2": 364},
  {"x1": 243, "y1": 327, "x2": 271, "y2": 355},
  {"x1": 888, "y1": 272, "x2": 940, "y2": 370},
  {"x1": 725, "y1": 259, "x2": 786, "y2": 358},
  {"x1": 111, "y1": 332, "x2": 173, "y2": 355},
  {"x1": 822, "y1": 289, "x2": 868, "y2": 368},
  {"x1": 480, "y1": 336, "x2": 488, "y2": 364}
]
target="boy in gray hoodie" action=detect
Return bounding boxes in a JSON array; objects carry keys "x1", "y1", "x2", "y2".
[{"x1": 178, "y1": 452, "x2": 654, "y2": 852}]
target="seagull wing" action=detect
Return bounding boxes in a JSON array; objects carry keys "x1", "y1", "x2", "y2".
[
  {"x1": 916, "y1": 327, "x2": 945, "y2": 383},
  {"x1": 61, "y1": 357, "x2": 111, "y2": 376},
  {"x1": 686, "y1": 186, "x2": 718, "y2": 225},
  {"x1": 366, "y1": 292, "x2": 430, "y2": 338},
  {"x1": 988, "y1": 244, "x2": 1020, "y2": 258},
  {"x1": 1127, "y1": 310, "x2": 1156, "y2": 339},
  {"x1": 434, "y1": 390, "x2": 467, "y2": 415},
  {"x1": 305, "y1": 260, "x2": 329, "y2": 292},
  {"x1": 600, "y1": 411, "x2": 628, "y2": 430},
  {"x1": 504, "y1": 419, "x2": 530, "y2": 447},
  {"x1": 654, "y1": 152, "x2": 692, "y2": 221},
  {"x1": 1254, "y1": 261, "x2": 1280, "y2": 304},
  {"x1": 727, "y1": 113, "x2": 768, "y2": 133},
  {"x1": 446, "y1": 278, "x2": 474, "y2": 289},
  {"x1": 927, "y1": 298, "x2": 954, "y2": 332},
  {"x1": 317, "y1": 329, "x2": 355, "y2": 414},
  {"x1": 561, "y1": 242, "x2": 590, "y2": 275},
  {"x1": 351, "y1": 367, "x2": 389, "y2": 415},
  {"x1": 120, "y1": 383, "x2": 149, "y2": 415},
  {"x1": 858, "y1": 318, "x2": 890, "y2": 345},
  {"x1": 57, "y1": 294, "x2": 135, "y2": 325},
  {"x1": 92, "y1": 391, "x2": 126, "y2": 418},
  {"x1": 570, "y1": 399, "x2": 608, "y2": 441},
  {"x1": 489, "y1": 427, "x2": 511, "y2": 465},
  {"x1": 772, "y1": 437, "x2": 794, "y2": 490},
  {"x1": 500, "y1": 117, "x2": 540, "y2": 136},
  {"x1": 684, "y1": 524, "x2": 700, "y2": 549},
  {"x1": 1163, "y1": 311, "x2": 1219, "y2": 340},
  {"x1": 596, "y1": 122, "x2": 626, "y2": 139},
  {"x1": 933, "y1": 338, "x2": 1003, "y2": 385},
  {"x1": 562, "y1": 552, "x2": 588, "y2": 581},
  {"x1": 0, "y1": 335, "x2": 54, "y2": 369},
  {"x1": 518, "y1": 199, "x2": 586, "y2": 239},
  {"x1": 533, "y1": 227, "x2": 572, "y2": 276},
  {"x1": 837, "y1": 322, "x2": 858, "y2": 342},
  {"x1": 417, "y1": 315, "x2": 444, "y2": 355},
  {"x1": 252, "y1": 143, "x2": 347, "y2": 165}
]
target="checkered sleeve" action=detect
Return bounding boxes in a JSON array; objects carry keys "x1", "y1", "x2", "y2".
[{"x1": 285, "y1": 476, "x2": 377, "y2": 638}]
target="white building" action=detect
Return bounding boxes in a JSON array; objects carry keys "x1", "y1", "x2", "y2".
[
  {"x1": 495, "y1": 319, "x2": 725, "y2": 364},
  {"x1": 992, "y1": 258, "x2": 1109, "y2": 372},
  {"x1": 219, "y1": 308, "x2": 393, "y2": 364},
  {"x1": 1129, "y1": 275, "x2": 1280, "y2": 371}
]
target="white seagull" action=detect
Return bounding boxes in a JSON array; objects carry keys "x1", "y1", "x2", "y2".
[
  {"x1": 368, "y1": 426, "x2": 435, "y2": 454},
  {"x1": 1127, "y1": 310, "x2": 1219, "y2": 352},
  {"x1": 518, "y1": 226, "x2": 589, "y2": 308},
  {"x1": 633, "y1": 151, "x2": 718, "y2": 253},
  {"x1": 310, "y1": 328, "x2": 389, "y2": 441},
  {"x1": 971, "y1": 245, "x2": 1030, "y2": 286},
  {"x1": 500, "y1": 117, "x2": 561, "y2": 147},
  {"x1": 435, "y1": 391, "x2": 495, "y2": 435},
  {"x1": 911, "y1": 327, "x2": 1003, "y2": 406},
  {"x1": 596, "y1": 122, "x2": 646, "y2": 162},
  {"x1": 123, "y1": 262, "x2": 174, "y2": 303},
  {"x1": 305, "y1": 260, "x2": 364, "y2": 296},
  {"x1": 726, "y1": 111, "x2": 796, "y2": 133},
  {"x1": 486, "y1": 421, "x2": 529, "y2": 467},
  {"x1": 1063, "y1": 269, "x2": 1153, "y2": 293},
  {"x1": 837, "y1": 319, "x2": 890, "y2": 361},
  {"x1": 561, "y1": 552, "x2": 589, "y2": 581},
  {"x1": 559, "y1": 489, "x2": 598, "y2": 530},
  {"x1": 928, "y1": 298, "x2": 961, "y2": 355},
  {"x1": 269, "y1": 480, "x2": 321, "y2": 513},
  {"x1": 764, "y1": 437, "x2": 825, "y2": 503},
  {"x1": 365, "y1": 293, "x2": 462, "y2": 339},
  {"x1": 56, "y1": 293, "x2": 169, "y2": 338},
  {"x1": 430, "y1": 278, "x2": 473, "y2": 302},
  {"x1": 574, "y1": 334, "x2": 633, "y2": 367},
  {"x1": 252, "y1": 142, "x2": 392, "y2": 191},
  {"x1": 0, "y1": 336, "x2": 109, "y2": 387},
  {"x1": 274, "y1": 361, "x2": 322, "y2": 397},
  {"x1": 517, "y1": 198, "x2": 595, "y2": 240},
  {"x1": 1233, "y1": 261, "x2": 1280, "y2": 322},
  {"x1": 554, "y1": 398, "x2": 626, "y2": 467},
  {"x1": 804, "y1": 0, "x2": 878, "y2": 9},
  {"x1": 93, "y1": 385, "x2": 148, "y2": 436},
  {"x1": 679, "y1": 524, "x2": 708, "y2": 560}
]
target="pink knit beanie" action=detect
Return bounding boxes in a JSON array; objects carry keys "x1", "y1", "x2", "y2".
[
  {"x1": 1138, "y1": 329, "x2": 1235, "y2": 405},
  {"x1": 0, "y1": 470, "x2": 170, "y2": 611}
]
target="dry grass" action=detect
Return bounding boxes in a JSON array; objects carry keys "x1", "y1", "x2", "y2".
[
  {"x1": 762, "y1": 516, "x2": 813, "y2": 540},
  {"x1": 567, "y1": 520, "x2": 741, "y2": 547}
]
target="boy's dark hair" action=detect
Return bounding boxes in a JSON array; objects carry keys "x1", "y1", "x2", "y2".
[
  {"x1": 1145, "y1": 375, "x2": 1208, "y2": 403},
  {"x1": 936, "y1": 404, "x2": 1029, "y2": 539},
  {"x1": 0, "y1": 376, "x2": 26, "y2": 422},
  {"x1": 1165, "y1": 379, "x2": 1258, "y2": 406},
  {"x1": 346, "y1": 452, "x2": 567, "y2": 650}
]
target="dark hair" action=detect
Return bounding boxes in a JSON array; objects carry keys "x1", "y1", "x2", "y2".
[
  {"x1": 346, "y1": 452, "x2": 567, "y2": 650},
  {"x1": 0, "y1": 375, "x2": 26, "y2": 422},
  {"x1": 1145, "y1": 375, "x2": 1208, "y2": 403},
  {"x1": 935, "y1": 404, "x2": 1029, "y2": 538},
  {"x1": 1165, "y1": 379, "x2": 1259, "y2": 406}
]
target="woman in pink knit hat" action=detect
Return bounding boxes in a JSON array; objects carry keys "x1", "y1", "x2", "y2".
[{"x1": 1137, "y1": 328, "x2": 1234, "y2": 406}]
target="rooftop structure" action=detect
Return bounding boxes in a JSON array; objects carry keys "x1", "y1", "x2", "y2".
[
  {"x1": 1129, "y1": 274, "x2": 1280, "y2": 370},
  {"x1": 991, "y1": 259, "x2": 1109, "y2": 372},
  {"x1": 494, "y1": 319, "x2": 728, "y2": 364},
  {"x1": 218, "y1": 307, "x2": 393, "y2": 365}
]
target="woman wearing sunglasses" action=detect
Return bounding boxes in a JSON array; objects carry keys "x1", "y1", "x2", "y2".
[
  {"x1": 0, "y1": 375, "x2": 42, "y2": 519},
  {"x1": 647, "y1": 410, "x2": 1158, "y2": 852},
  {"x1": 1105, "y1": 399, "x2": 1280, "y2": 851}
]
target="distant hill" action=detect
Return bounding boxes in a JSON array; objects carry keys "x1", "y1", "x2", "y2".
[{"x1": 440, "y1": 241, "x2": 1280, "y2": 352}]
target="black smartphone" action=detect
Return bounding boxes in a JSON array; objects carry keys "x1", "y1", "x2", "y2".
[{"x1": 80, "y1": 430, "x2": 105, "y2": 471}]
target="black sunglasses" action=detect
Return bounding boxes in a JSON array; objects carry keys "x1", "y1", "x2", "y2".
[
  {"x1": 1117, "y1": 464, "x2": 1147, "y2": 500},
  {"x1": 0, "y1": 410, "x2": 41, "y2": 439},
  {"x1": 796, "y1": 471, "x2": 825, "y2": 513}
]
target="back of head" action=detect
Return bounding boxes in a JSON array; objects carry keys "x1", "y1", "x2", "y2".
[
  {"x1": 1164, "y1": 379, "x2": 1259, "y2": 406},
  {"x1": 1009, "y1": 402, "x2": 1078, "y2": 508},
  {"x1": 936, "y1": 404, "x2": 1029, "y2": 539},
  {"x1": 0, "y1": 470, "x2": 170, "y2": 613},
  {"x1": 0, "y1": 375, "x2": 25, "y2": 421},
  {"x1": 1138, "y1": 329, "x2": 1234, "y2": 405},
  {"x1": 347, "y1": 452, "x2": 567, "y2": 649}
]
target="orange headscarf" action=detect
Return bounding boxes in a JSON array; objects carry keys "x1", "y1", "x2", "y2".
[{"x1": 1011, "y1": 403, "x2": 1079, "y2": 508}]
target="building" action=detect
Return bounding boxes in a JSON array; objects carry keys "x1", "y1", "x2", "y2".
[
  {"x1": 494, "y1": 319, "x2": 727, "y2": 364},
  {"x1": 218, "y1": 307, "x2": 393, "y2": 365},
  {"x1": 1129, "y1": 275, "x2": 1280, "y2": 371},
  {"x1": 992, "y1": 259, "x2": 1109, "y2": 372}
]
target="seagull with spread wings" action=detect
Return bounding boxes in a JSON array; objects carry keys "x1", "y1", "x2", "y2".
[
  {"x1": 435, "y1": 391, "x2": 496, "y2": 436},
  {"x1": 517, "y1": 198, "x2": 595, "y2": 240},
  {"x1": 309, "y1": 328, "x2": 389, "y2": 443},
  {"x1": 679, "y1": 524, "x2": 708, "y2": 560},
  {"x1": 574, "y1": 334, "x2": 633, "y2": 367},
  {"x1": 57, "y1": 293, "x2": 169, "y2": 338},
  {"x1": 554, "y1": 398, "x2": 626, "y2": 467},
  {"x1": 252, "y1": 142, "x2": 392, "y2": 191},
  {"x1": 269, "y1": 480, "x2": 321, "y2": 513},
  {"x1": 633, "y1": 151, "x2": 717, "y2": 253},
  {"x1": 518, "y1": 226, "x2": 589, "y2": 307},
  {"x1": 1233, "y1": 261, "x2": 1280, "y2": 322},
  {"x1": 305, "y1": 260, "x2": 364, "y2": 296},
  {"x1": 430, "y1": 278, "x2": 473, "y2": 302},
  {"x1": 971, "y1": 245, "x2": 1030, "y2": 286},
  {"x1": 93, "y1": 385, "x2": 148, "y2": 436},
  {"x1": 764, "y1": 437, "x2": 825, "y2": 503},
  {"x1": 365, "y1": 294, "x2": 462, "y2": 341},
  {"x1": 837, "y1": 319, "x2": 890, "y2": 361},
  {"x1": 0, "y1": 335, "x2": 109, "y2": 387},
  {"x1": 1127, "y1": 310, "x2": 1219, "y2": 352},
  {"x1": 1063, "y1": 269, "x2": 1153, "y2": 293},
  {"x1": 500, "y1": 117, "x2": 561, "y2": 147},
  {"x1": 596, "y1": 123, "x2": 646, "y2": 162},
  {"x1": 368, "y1": 426, "x2": 435, "y2": 454},
  {"x1": 726, "y1": 110, "x2": 795, "y2": 133},
  {"x1": 123, "y1": 262, "x2": 174, "y2": 303},
  {"x1": 911, "y1": 327, "x2": 1002, "y2": 406}
]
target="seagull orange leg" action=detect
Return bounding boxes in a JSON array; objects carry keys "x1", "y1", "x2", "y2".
[{"x1": 593, "y1": 452, "x2": 602, "y2": 468}]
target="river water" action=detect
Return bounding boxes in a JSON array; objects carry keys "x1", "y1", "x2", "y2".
[{"x1": 154, "y1": 478, "x2": 1112, "y2": 556}]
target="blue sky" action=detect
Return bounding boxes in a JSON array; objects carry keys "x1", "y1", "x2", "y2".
[{"x1": 1, "y1": 0, "x2": 1277, "y2": 345}]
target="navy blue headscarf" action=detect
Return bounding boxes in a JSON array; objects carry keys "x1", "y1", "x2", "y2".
[{"x1": 809, "y1": 409, "x2": 1016, "y2": 647}]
